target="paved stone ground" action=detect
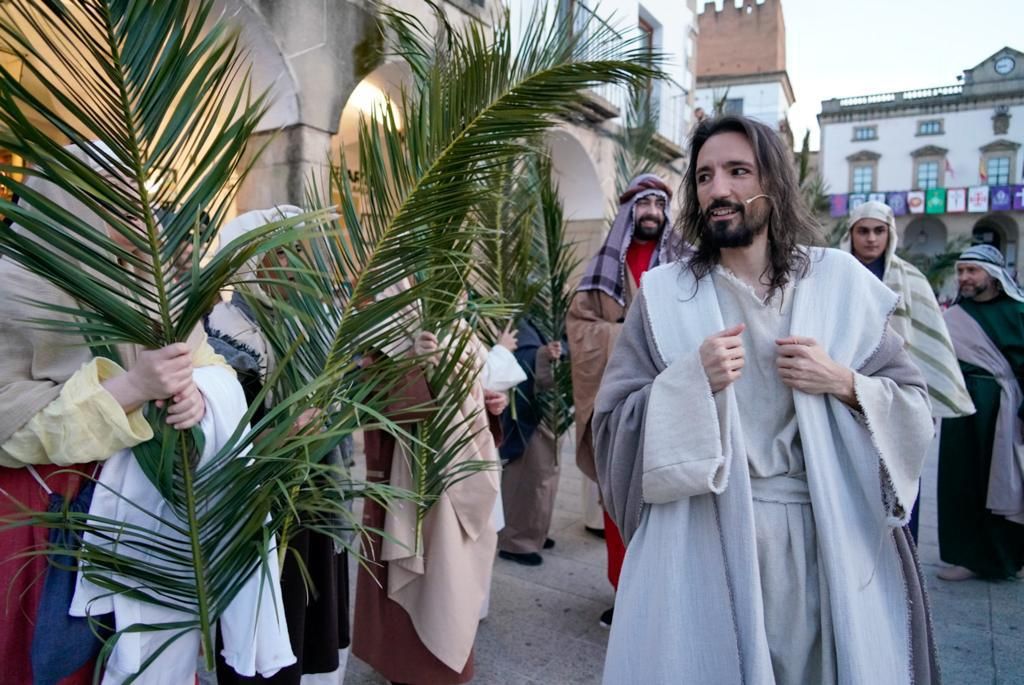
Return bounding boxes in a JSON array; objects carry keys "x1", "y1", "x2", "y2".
[
  {"x1": 345, "y1": 434, "x2": 1024, "y2": 685},
  {"x1": 915, "y1": 438, "x2": 1024, "y2": 685}
]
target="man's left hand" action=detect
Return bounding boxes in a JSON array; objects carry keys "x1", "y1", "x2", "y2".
[
  {"x1": 483, "y1": 389, "x2": 508, "y2": 416},
  {"x1": 775, "y1": 336, "x2": 858, "y2": 406}
]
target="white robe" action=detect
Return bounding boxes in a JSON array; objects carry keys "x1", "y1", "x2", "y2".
[
  {"x1": 595, "y1": 248, "x2": 935, "y2": 684},
  {"x1": 70, "y1": 365, "x2": 295, "y2": 684}
]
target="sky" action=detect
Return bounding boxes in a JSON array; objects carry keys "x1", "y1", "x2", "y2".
[{"x1": 703, "y1": 0, "x2": 1024, "y2": 151}]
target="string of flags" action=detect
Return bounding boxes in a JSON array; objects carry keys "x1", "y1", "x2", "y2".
[{"x1": 830, "y1": 185, "x2": 1024, "y2": 217}]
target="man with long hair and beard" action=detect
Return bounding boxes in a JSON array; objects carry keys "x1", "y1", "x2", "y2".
[{"x1": 592, "y1": 116, "x2": 940, "y2": 684}]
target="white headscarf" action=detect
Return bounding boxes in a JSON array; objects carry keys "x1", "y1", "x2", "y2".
[{"x1": 956, "y1": 244, "x2": 1024, "y2": 303}]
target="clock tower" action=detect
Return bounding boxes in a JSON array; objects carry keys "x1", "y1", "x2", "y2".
[{"x1": 963, "y1": 47, "x2": 1024, "y2": 94}]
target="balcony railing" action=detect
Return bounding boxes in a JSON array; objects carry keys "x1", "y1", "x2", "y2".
[
  {"x1": 569, "y1": 1, "x2": 629, "y2": 115},
  {"x1": 568, "y1": 1, "x2": 688, "y2": 149},
  {"x1": 823, "y1": 84, "x2": 964, "y2": 113}
]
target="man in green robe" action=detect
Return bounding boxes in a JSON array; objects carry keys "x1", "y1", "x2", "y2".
[{"x1": 938, "y1": 244, "x2": 1024, "y2": 581}]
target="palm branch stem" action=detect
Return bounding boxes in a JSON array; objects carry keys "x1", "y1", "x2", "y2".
[
  {"x1": 178, "y1": 429, "x2": 214, "y2": 669},
  {"x1": 99, "y1": 2, "x2": 173, "y2": 339}
]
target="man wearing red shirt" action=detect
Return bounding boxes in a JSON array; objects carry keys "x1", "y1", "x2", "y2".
[{"x1": 566, "y1": 173, "x2": 679, "y2": 627}]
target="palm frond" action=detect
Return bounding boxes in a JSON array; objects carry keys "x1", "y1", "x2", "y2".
[
  {"x1": 0, "y1": 0, "x2": 355, "y2": 675},
  {"x1": 470, "y1": 159, "x2": 544, "y2": 346},
  {"x1": 610, "y1": 84, "x2": 664, "y2": 214},
  {"x1": 527, "y1": 154, "x2": 579, "y2": 438},
  {"x1": 249, "y1": 2, "x2": 662, "y2": 538}
]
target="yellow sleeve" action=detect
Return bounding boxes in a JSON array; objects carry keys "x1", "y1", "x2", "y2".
[
  {"x1": 191, "y1": 332, "x2": 234, "y2": 375},
  {"x1": 0, "y1": 357, "x2": 154, "y2": 468}
]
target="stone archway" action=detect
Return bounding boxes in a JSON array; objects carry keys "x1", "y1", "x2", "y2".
[
  {"x1": 213, "y1": 0, "x2": 301, "y2": 133},
  {"x1": 902, "y1": 216, "x2": 948, "y2": 256},
  {"x1": 335, "y1": 60, "x2": 413, "y2": 151},
  {"x1": 227, "y1": 0, "x2": 378, "y2": 210},
  {"x1": 330, "y1": 60, "x2": 413, "y2": 212},
  {"x1": 546, "y1": 128, "x2": 606, "y2": 282},
  {"x1": 972, "y1": 212, "x2": 1020, "y2": 268}
]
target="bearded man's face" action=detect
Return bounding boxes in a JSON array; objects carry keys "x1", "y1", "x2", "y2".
[
  {"x1": 956, "y1": 263, "x2": 999, "y2": 301},
  {"x1": 633, "y1": 194, "x2": 667, "y2": 242},
  {"x1": 694, "y1": 131, "x2": 770, "y2": 248}
]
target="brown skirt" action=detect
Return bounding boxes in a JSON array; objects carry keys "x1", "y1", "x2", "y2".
[
  {"x1": 498, "y1": 430, "x2": 559, "y2": 554},
  {"x1": 351, "y1": 429, "x2": 474, "y2": 685}
]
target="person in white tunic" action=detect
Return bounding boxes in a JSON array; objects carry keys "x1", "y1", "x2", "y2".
[{"x1": 593, "y1": 115, "x2": 939, "y2": 685}]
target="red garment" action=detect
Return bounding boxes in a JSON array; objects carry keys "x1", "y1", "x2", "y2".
[
  {"x1": 605, "y1": 239, "x2": 654, "y2": 591},
  {"x1": 0, "y1": 464, "x2": 94, "y2": 685},
  {"x1": 625, "y1": 239, "x2": 657, "y2": 285},
  {"x1": 603, "y1": 510, "x2": 625, "y2": 589}
]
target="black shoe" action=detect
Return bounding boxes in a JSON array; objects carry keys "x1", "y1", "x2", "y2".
[
  {"x1": 498, "y1": 550, "x2": 543, "y2": 566},
  {"x1": 584, "y1": 525, "x2": 605, "y2": 539},
  {"x1": 543, "y1": 538, "x2": 555, "y2": 549},
  {"x1": 599, "y1": 607, "x2": 614, "y2": 628}
]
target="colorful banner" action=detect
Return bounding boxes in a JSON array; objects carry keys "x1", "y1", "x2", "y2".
[
  {"x1": 828, "y1": 185, "x2": 1024, "y2": 216},
  {"x1": 945, "y1": 188, "x2": 966, "y2": 213},
  {"x1": 991, "y1": 185, "x2": 1013, "y2": 211},
  {"x1": 830, "y1": 194, "x2": 848, "y2": 218},
  {"x1": 886, "y1": 192, "x2": 908, "y2": 216},
  {"x1": 925, "y1": 188, "x2": 946, "y2": 214},
  {"x1": 968, "y1": 185, "x2": 990, "y2": 213},
  {"x1": 907, "y1": 190, "x2": 926, "y2": 214}
]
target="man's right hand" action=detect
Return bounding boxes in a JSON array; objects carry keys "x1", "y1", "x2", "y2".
[
  {"x1": 103, "y1": 343, "x2": 195, "y2": 413},
  {"x1": 698, "y1": 324, "x2": 746, "y2": 393}
]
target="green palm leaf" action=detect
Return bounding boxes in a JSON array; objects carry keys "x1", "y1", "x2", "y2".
[
  {"x1": 247, "y1": 1, "x2": 662, "y2": 541},
  {"x1": 346, "y1": 0, "x2": 662, "y2": 508},
  {"x1": 470, "y1": 159, "x2": 544, "y2": 346},
  {"x1": 0, "y1": 1, "x2": 356, "y2": 676},
  {"x1": 528, "y1": 153, "x2": 580, "y2": 438}
]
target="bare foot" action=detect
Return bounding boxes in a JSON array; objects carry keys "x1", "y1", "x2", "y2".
[{"x1": 936, "y1": 565, "x2": 976, "y2": 581}]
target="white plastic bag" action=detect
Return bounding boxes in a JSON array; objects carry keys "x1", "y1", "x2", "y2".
[{"x1": 481, "y1": 344, "x2": 527, "y2": 391}]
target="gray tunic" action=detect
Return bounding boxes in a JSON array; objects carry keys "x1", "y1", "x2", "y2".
[{"x1": 712, "y1": 267, "x2": 835, "y2": 685}]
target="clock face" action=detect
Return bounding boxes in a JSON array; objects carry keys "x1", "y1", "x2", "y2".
[{"x1": 995, "y1": 56, "x2": 1016, "y2": 75}]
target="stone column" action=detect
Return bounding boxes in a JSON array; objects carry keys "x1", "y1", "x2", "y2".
[
  {"x1": 234, "y1": 0, "x2": 378, "y2": 210},
  {"x1": 236, "y1": 124, "x2": 334, "y2": 210}
]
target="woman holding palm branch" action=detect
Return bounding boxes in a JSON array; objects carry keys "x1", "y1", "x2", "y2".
[
  {"x1": 205, "y1": 208, "x2": 353, "y2": 685},
  {"x1": 352, "y1": 321, "x2": 506, "y2": 685},
  {"x1": 0, "y1": 150, "x2": 233, "y2": 684}
]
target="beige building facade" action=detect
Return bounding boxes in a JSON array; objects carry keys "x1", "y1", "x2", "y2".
[
  {"x1": 819, "y1": 47, "x2": 1024, "y2": 295},
  {"x1": 0, "y1": 0, "x2": 696, "y2": 271}
]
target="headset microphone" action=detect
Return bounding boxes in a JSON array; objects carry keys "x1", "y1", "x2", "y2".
[{"x1": 744, "y1": 194, "x2": 770, "y2": 204}]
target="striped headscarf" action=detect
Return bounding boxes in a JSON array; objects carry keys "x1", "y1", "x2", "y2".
[
  {"x1": 577, "y1": 174, "x2": 682, "y2": 306},
  {"x1": 956, "y1": 244, "x2": 1024, "y2": 303},
  {"x1": 843, "y1": 201, "x2": 975, "y2": 418}
]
